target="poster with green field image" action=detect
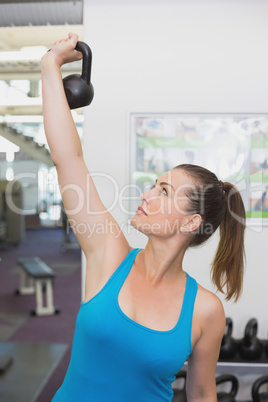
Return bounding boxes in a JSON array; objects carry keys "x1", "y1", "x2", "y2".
[{"x1": 130, "y1": 113, "x2": 268, "y2": 223}]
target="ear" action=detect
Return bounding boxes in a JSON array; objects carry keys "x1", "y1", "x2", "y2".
[{"x1": 180, "y1": 214, "x2": 202, "y2": 233}]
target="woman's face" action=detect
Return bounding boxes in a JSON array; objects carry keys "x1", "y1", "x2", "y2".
[{"x1": 131, "y1": 169, "x2": 197, "y2": 238}]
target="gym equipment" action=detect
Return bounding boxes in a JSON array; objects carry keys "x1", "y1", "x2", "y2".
[
  {"x1": 15, "y1": 257, "x2": 60, "y2": 316},
  {"x1": 0, "y1": 180, "x2": 25, "y2": 245},
  {"x1": 220, "y1": 317, "x2": 237, "y2": 360},
  {"x1": 238, "y1": 318, "x2": 263, "y2": 360},
  {"x1": 63, "y1": 41, "x2": 94, "y2": 109},
  {"x1": 60, "y1": 203, "x2": 80, "y2": 252},
  {"x1": 252, "y1": 375, "x2": 268, "y2": 402},
  {"x1": 172, "y1": 371, "x2": 187, "y2": 402},
  {"x1": 216, "y1": 375, "x2": 239, "y2": 402},
  {"x1": 264, "y1": 333, "x2": 268, "y2": 357},
  {"x1": 0, "y1": 257, "x2": 14, "y2": 376}
]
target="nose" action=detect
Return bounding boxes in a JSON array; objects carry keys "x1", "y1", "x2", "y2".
[
  {"x1": 141, "y1": 185, "x2": 156, "y2": 203},
  {"x1": 141, "y1": 192, "x2": 146, "y2": 202},
  {"x1": 141, "y1": 191, "x2": 148, "y2": 203}
]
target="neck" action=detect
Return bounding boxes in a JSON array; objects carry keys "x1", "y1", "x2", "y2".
[{"x1": 138, "y1": 237, "x2": 188, "y2": 284}]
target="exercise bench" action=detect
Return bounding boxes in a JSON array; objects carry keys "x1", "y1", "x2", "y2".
[{"x1": 15, "y1": 257, "x2": 60, "y2": 316}]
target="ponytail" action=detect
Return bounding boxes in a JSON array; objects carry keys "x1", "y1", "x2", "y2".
[
  {"x1": 175, "y1": 164, "x2": 246, "y2": 301},
  {"x1": 211, "y1": 182, "x2": 246, "y2": 301}
]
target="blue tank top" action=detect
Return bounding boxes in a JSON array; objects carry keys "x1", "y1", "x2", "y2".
[{"x1": 52, "y1": 248, "x2": 198, "y2": 402}]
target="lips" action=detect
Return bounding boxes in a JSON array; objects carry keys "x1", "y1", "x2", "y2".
[{"x1": 137, "y1": 206, "x2": 148, "y2": 216}]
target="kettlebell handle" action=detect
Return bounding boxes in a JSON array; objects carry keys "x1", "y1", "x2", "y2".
[
  {"x1": 216, "y1": 375, "x2": 239, "y2": 397},
  {"x1": 75, "y1": 41, "x2": 92, "y2": 85},
  {"x1": 225, "y1": 317, "x2": 233, "y2": 338},
  {"x1": 252, "y1": 375, "x2": 268, "y2": 402},
  {"x1": 245, "y1": 318, "x2": 258, "y2": 345}
]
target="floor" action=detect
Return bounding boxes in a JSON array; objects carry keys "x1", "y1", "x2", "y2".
[
  {"x1": 0, "y1": 227, "x2": 81, "y2": 402},
  {"x1": 0, "y1": 342, "x2": 68, "y2": 402}
]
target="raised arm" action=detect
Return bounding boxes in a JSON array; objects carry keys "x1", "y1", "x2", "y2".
[{"x1": 41, "y1": 33, "x2": 129, "y2": 261}]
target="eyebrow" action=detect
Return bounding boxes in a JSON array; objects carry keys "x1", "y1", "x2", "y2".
[{"x1": 155, "y1": 179, "x2": 175, "y2": 192}]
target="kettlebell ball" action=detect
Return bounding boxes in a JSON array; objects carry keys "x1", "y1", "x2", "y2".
[{"x1": 63, "y1": 41, "x2": 94, "y2": 109}]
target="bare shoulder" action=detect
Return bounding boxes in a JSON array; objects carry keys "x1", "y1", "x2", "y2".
[
  {"x1": 192, "y1": 283, "x2": 225, "y2": 346},
  {"x1": 196, "y1": 283, "x2": 225, "y2": 320}
]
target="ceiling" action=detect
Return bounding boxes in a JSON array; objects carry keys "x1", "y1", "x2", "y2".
[
  {"x1": 0, "y1": 0, "x2": 83, "y2": 28},
  {"x1": 0, "y1": 1, "x2": 83, "y2": 51}
]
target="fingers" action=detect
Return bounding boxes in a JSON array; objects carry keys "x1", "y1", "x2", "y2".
[
  {"x1": 47, "y1": 32, "x2": 82, "y2": 66},
  {"x1": 68, "y1": 32, "x2": 78, "y2": 42},
  {"x1": 52, "y1": 33, "x2": 79, "y2": 48}
]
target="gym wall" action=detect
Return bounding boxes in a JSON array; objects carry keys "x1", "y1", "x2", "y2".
[{"x1": 82, "y1": 0, "x2": 268, "y2": 338}]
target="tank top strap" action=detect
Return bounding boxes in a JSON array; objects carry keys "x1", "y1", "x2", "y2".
[
  {"x1": 178, "y1": 272, "x2": 198, "y2": 351},
  {"x1": 182, "y1": 273, "x2": 198, "y2": 319},
  {"x1": 115, "y1": 248, "x2": 142, "y2": 285}
]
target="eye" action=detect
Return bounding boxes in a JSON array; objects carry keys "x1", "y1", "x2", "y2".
[{"x1": 161, "y1": 187, "x2": 168, "y2": 196}]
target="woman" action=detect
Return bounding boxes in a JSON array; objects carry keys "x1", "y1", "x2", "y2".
[{"x1": 42, "y1": 33, "x2": 246, "y2": 402}]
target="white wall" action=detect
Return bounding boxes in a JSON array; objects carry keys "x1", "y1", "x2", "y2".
[{"x1": 82, "y1": 0, "x2": 268, "y2": 338}]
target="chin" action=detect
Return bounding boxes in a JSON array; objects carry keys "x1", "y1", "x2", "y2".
[
  {"x1": 131, "y1": 215, "x2": 181, "y2": 239},
  {"x1": 130, "y1": 215, "x2": 157, "y2": 237},
  {"x1": 130, "y1": 215, "x2": 147, "y2": 234},
  {"x1": 130, "y1": 215, "x2": 139, "y2": 229}
]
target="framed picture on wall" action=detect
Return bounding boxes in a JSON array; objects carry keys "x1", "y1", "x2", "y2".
[{"x1": 129, "y1": 113, "x2": 268, "y2": 226}]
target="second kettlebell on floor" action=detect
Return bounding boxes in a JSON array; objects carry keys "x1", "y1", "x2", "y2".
[
  {"x1": 252, "y1": 375, "x2": 268, "y2": 402},
  {"x1": 216, "y1": 374, "x2": 239, "y2": 402},
  {"x1": 238, "y1": 318, "x2": 263, "y2": 360}
]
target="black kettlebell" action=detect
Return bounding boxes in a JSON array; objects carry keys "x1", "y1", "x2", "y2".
[
  {"x1": 172, "y1": 371, "x2": 187, "y2": 402},
  {"x1": 63, "y1": 41, "x2": 94, "y2": 109},
  {"x1": 216, "y1": 374, "x2": 239, "y2": 402},
  {"x1": 238, "y1": 318, "x2": 263, "y2": 360},
  {"x1": 220, "y1": 318, "x2": 237, "y2": 360},
  {"x1": 264, "y1": 333, "x2": 268, "y2": 358},
  {"x1": 252, "y1": 375, "x2": 268, "y2": 402}
]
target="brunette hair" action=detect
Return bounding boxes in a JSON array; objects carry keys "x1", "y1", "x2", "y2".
[{"x1": 175, "y1": 164, "x2": 246, "y2": 301}]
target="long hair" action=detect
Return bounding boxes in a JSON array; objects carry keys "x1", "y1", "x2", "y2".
[{"x1": 175, "y1": 164, "x2": 246, "y2": 301}]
